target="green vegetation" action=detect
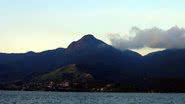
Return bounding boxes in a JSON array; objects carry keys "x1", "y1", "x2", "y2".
[{"x1": 40, "y1": 64, "x2": 93, "y2": 83}]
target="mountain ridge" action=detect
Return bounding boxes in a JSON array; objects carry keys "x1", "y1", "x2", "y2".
[{"x1": 1, "y1": 34, "x2": 185, "y2": 92}]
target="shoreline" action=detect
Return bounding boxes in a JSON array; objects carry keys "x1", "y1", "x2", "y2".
[{"x1": 1, "y1": 90, "x2": 185, "y2": 93}]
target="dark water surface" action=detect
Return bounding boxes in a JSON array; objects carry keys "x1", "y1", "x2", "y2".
[{"x1": 0, "y1": 91, "x2": 185, "y2": 104}]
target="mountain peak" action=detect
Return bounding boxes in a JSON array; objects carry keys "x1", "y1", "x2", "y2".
[
  {"x1": 66, "y1": 34, "x2": 107, "y2": 52},
  {"x1": 80, "y1": 34, "x2": 96, "y2": 41},
  {"x1": 78, "y1": 34, "x2": 105, "y2": 45}
]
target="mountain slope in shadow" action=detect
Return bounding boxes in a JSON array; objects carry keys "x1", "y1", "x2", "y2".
[{"x1": 0, "y1": 34, "x2": 142, "y2": 83}]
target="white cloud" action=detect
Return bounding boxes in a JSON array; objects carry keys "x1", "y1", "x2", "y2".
[{"x1": 109, "y1": 26, "x2": 185, "y2": 49}]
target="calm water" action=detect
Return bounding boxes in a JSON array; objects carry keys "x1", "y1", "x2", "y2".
[{"x1": 0, "y1": 91, "x2": 185, "y2": 104}]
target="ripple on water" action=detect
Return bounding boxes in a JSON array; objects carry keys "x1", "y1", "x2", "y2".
[{"x1": 0, "y1": 91, "x2": 185, "y2": 104}]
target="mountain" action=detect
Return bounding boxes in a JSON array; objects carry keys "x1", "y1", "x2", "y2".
[
  {"x1": 0, "y1": 48, "x2": 65, "y2": 83},
  {"x1": 0, "y1": 48, "x2": 65, "y2": 72},
  {"x1": 60, "y1": 35, "x2": 142, "y2": 81},
  {"x1": 1, "y1": 34, "x2": 185, "y2": 92},
  {"x1": 0, "y1": 34, "x2": 142, "y2": 83},
  {"x1": 143, "y1": 49, "x2": 185, "y2": 78}
]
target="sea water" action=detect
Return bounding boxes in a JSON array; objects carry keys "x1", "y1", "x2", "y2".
[{"x1": 0, "y1": 91, "x2": 185, "y2": 104}]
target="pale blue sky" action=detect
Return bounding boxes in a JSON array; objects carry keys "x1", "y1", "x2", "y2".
[{"x1": 0, "y1": 0, "x2": 185, "y2": 55}]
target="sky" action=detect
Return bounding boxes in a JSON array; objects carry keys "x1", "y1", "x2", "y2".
[{"x1": 0, "y1": 0, "x2": 185, "y2": 55}]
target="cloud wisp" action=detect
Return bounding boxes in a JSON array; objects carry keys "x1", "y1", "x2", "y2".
[{"x1": 109, "y1": 26, "x2": 185, "y2": 50}]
